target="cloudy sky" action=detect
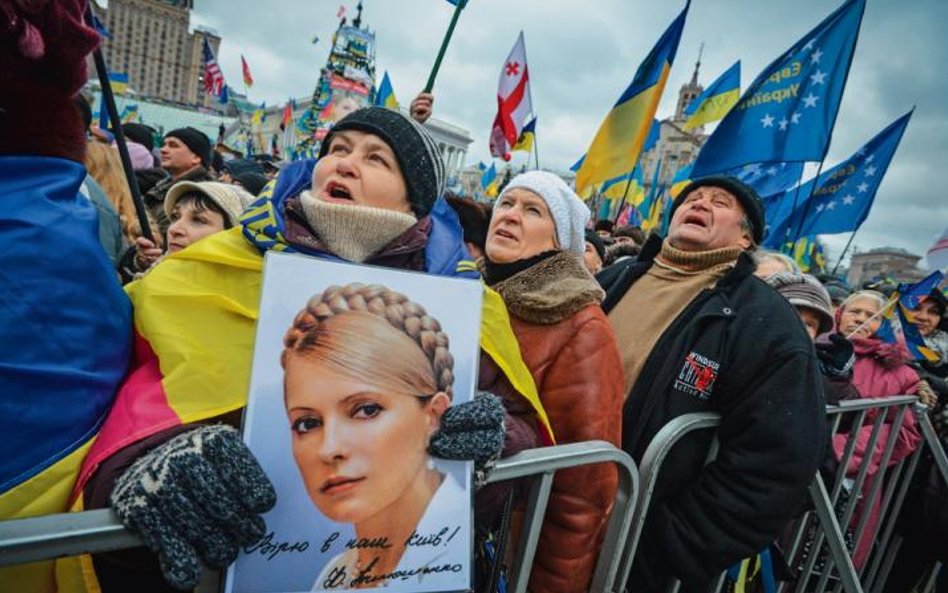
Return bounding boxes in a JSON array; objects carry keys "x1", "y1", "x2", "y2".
[{"x1": 189, "y1": 0, "x2": 947, "y2": 266}]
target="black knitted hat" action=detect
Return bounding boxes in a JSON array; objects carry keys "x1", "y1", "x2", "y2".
[
  {"x1": 123, "y1": 123, "x2": 157, "y2": 151},
  {"x1": 164, "y1": 127, "x2": 212, "y2": 167},
  {"x1": 319, "y1": 107, "x2": 445, "y2": 217},
  {"x1": 585, "y1": 230, "x2": 606, "y2": 261},
  {"x1": 671, "y1": 175, "x2": 766, "y2": 245}
]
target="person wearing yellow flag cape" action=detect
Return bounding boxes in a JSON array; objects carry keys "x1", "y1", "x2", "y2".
[{"x1": 65, "y1": 107, "x2": 553, "y2": 592}]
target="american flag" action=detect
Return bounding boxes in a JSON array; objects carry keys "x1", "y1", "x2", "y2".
[{"x1": 202, "y1": 37, "x2": 226, "y2": 98}]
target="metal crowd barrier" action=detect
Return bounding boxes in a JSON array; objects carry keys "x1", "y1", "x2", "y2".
[
  {"x1": 617, "y1": 396, "x2": 947, "y2": 593},
  {"x1": 0, "y1": 440, "x2": 638, "y2": 593},
  {"x1": 483, "y1": 440, "x2": 639, "y2": 593}
]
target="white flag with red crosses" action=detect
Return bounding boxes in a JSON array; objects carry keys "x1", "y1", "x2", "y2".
[{"x1": 490, "y1": 31, "x2": 533, "y2": 158}]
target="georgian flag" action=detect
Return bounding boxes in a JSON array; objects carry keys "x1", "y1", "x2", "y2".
[{"x1": 490, "y1": 32, "x2": 534, "y2": 158}]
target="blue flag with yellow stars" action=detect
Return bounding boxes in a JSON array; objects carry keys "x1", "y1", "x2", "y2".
[
  {"x1": 691, "y1": 0, "x2": 865, "y2": 178},
  {"x1": 763, "y1": 109, "x2": 912, "y2": 248}
]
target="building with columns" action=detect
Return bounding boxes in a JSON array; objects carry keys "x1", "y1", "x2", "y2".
[{"x1": 92, "y1": 0, "x2": 222, "y2": 108}]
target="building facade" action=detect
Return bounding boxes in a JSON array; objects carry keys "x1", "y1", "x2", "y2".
[
  {"x1": 229, "y1": 102, "x2": 473, "y2": 178},
  {"x1": 92, "y1": 0, "x2": 220, "y2": 108},
  {"x1": 638, "y1": 59, "x2": 709, "y2": 194},
  {"x1": 847, "y1": 247, "x2": 926, "y2": 287}
]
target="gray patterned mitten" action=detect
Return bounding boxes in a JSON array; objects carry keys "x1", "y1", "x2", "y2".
[
  {"x1": 110, "y1": 425, "x2": 276, "y2": 590},
  {"x1": 429, "y1": 391, "x2": 506, "y2": 484}
]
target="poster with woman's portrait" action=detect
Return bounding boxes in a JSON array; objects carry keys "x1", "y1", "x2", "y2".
[{"x1": 225, "y1": 252, "x2": 481, "y2": 593}]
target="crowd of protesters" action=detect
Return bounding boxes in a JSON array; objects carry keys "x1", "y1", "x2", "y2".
[{"x1": 1, "y1": 2, "x2": 946, "y2": 593}]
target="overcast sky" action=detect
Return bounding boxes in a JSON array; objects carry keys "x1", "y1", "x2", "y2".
[{"x1": 188, "y1": 0, "x2": 947, "y2": 267}]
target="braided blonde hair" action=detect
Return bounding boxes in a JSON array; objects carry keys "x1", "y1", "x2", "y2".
[{"x1": 282, "y1": 283, "x2": 454, "y2": 399}]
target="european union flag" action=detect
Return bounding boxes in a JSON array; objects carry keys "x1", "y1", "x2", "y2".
[
  {"x1": 729, "y1": 161, "x2": 804, "y2": 198},
  {"x1": 690, "y1": 0, "x2": 865, "y2": 178},
  {"x1": 763, "y1": 109, "x2": 913, "y2": 247},
  {"x1": 899, "y1": 271, "x2": 945, "y2": 310}
]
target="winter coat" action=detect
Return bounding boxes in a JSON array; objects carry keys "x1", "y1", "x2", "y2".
[
  {"x1": 831, "y1": 337, "x2": 921, "y2": 568},
  {"x1": 76, "y1": 159, "x2": 552, "y2": 591},
  {"x1": 598, "y1": 235, "x2": 826, "y2": 592},
  {"x1": 483, "y1": 251, "x2": 624, "y2": 593}
]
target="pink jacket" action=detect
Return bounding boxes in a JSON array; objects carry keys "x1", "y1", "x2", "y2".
[{"x1": 832, "y1": 337, "x2": 922, "y2": 567}]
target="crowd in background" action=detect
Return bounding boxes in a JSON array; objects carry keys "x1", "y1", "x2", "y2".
[{"x1": 2, "y1": 2, "x2": 946, "y2": 593}]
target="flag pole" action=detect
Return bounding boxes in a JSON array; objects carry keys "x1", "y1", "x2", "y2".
[
  {"x1": 424, "y1": 1, "x2": 465, "y2": 92},
  {"x1": 533, "y1": 132, "x2": 541, "y2": 170},
  {"x1": 84, "y1": 5, "x2": 153, "y2": 242},
  {"x1": 612, "y1": 173, "x2": 635, "y2": 225},
  {"x1": 831, "y1": 230, "x2": 858, "y2": 276},
  {"x1": 786, "y1": 159, "x2": 827, "y2": 252}
]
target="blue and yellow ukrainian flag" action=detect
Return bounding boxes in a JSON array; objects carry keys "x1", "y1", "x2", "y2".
[
  {"x1": 481, "y1": 162, "x2": 499, "y2": 198},
  {"x1": 512, "y1": 116, "x2": 537, "y2": 153},
  {"x1": 683, "y1": 60, "x2": 740, "y2": 130},
  {"x1": 375, "y1": 71, "x2": 399, "y2": 110},
  {"x1": 575, "y1": 2, "x2": 690, "y2": 195}
]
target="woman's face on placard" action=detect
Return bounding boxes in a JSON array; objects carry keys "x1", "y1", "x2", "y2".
[{"x1": 284, "y1": 355, "x2": 447, "y2": 525}]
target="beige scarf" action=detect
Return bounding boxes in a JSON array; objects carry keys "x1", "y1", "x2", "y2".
[{"x1": 299, "y1": 190, "x2": 417, "y2": 263}]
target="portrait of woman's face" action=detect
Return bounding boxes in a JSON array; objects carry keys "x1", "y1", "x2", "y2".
[{"x1": 284, "y1": 352, "x2": 446, "y2": 525}]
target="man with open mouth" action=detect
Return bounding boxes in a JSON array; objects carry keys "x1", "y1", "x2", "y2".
[{"x1": 598, "y1": 176, "x2": 826, "y2": 591}]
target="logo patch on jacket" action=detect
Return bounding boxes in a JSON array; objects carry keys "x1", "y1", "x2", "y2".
[{"x1": 674, "y1": 351, "x2": 720, "y2": 401}]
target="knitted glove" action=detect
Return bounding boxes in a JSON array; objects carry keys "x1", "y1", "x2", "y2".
[
  {"x1": 429, "y1": 391, "x2": 505, "y2": 485},
  {"x1": 110, "y1": 425, "x2": 276, "y2": 590},
  {"x1": 816, "y1": 333, "x2": 855, "y2": 377}
]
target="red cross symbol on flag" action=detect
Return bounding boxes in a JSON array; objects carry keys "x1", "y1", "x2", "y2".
[{"x1": 505, "y1": 62, "x2": 520, "y2": 77}]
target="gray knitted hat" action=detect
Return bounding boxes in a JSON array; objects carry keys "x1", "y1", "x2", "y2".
[
  {"x1": 498, "y1": 170, "x2": 590, "y2": 256},
  {"x1": 767, "y1": 272, "x2": 835, "y2": 335},
  {"x1": 319, "y1": 107, "x2": 445, "y2": 218}
]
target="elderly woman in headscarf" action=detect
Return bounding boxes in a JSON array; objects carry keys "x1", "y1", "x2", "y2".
[
  {"x1": 75, "y1": 107, "x2": 549, "y2": 592},
  {"x1": 832, "y1": 290, "x2": 923, "y2": 569},
  {"x1": 479, "y1": 171, "x2": 624, "y2": 593}
]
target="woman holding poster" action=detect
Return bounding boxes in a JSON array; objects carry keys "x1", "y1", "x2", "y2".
[
  {"x1": 281, "y1": 283, "x2": 464, "y2": 589},
  {"x1": 79, "y1": 106, "x2": 552, "y2": 592}
]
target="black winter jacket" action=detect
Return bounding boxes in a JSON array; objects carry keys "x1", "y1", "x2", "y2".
[{"x1": 598, "y1": 236, "x2": 826, "y2": 591}]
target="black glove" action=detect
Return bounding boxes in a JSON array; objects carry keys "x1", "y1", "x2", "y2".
[
  {"x1": 816, "y1": 333, "x2": 855, "y2": 377},
  {"x1": 110, "y1": 425, "x2": 276, "y2": 590},
  {"x1": 429, "y1": 391, "x2": 506, "y2": 485}
]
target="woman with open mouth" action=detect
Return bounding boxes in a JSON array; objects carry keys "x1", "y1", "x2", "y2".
[
  {"x1": 282, "y1": 283, "x2": 462, "y2": 590},
  {"x1": 81, "y1": 107, "x2": 551, "y2": 592}
]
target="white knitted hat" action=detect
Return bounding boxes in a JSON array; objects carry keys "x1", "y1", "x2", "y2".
[
  {"x1": 499, "y1": 171, "x2": 590, "y2": 256},
  {"x1": 164, "y1": 181, "x2": 254, "y2": 227}
]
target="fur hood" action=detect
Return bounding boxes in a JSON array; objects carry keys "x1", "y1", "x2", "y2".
[{"x1": 485, "y1": 251, "x2": 604, "y2": 325}]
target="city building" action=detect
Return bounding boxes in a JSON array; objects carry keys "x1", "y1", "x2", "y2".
[
  {"x1": 226, "y1": 101, "x2": 473, "y2": 178},
  {"x1": 638, "y1": 57, "x2": 709, "y2": 194},
  {"x1": 847, "y1": 246, "x2": 927, "y2": 287},
  {"x1": 92, "y1": 0, "x2": 221, "y2": 108}
]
